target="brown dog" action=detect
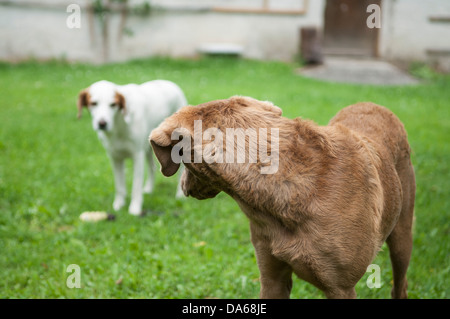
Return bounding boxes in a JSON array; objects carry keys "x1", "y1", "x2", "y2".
[{"x1": 149, "y1": 96, "x2": 415, "y2": 299}]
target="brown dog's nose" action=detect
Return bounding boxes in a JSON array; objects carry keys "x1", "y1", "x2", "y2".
[{"x1": 98, "y1": 120, "x2": 107, "y2": 130}]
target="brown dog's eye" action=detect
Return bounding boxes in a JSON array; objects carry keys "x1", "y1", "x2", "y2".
[
  {"x1": 90, "y1": 102, "x2": 98, "y2": 106},
  {"x1": 110, "y1": 103, "x2": 117, "y2": 108}
]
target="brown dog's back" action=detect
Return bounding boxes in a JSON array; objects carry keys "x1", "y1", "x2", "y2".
[
  {"x1": 329, "y1": 102, "x2": 415, "y2": 265},
  {"x1": 329, "y1": 102, "x2": 410, "y2": 166}
]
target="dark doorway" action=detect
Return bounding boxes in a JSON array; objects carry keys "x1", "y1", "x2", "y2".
[{"x1": 323, "y1": 0, "x2": 381, "y2": 57}]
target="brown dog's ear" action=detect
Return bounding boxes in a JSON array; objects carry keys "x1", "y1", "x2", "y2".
[
  {"x1": 115, "y1": 92, "x2": 126, "y2": 114},
  {"x1": 149, "y1": 129, "x2": 180, "y2": 177},
  {"x1": 77, "y1": 89, "x2": 89, "y2": 119},
  {"x1": 258, "y1": 100, "x2": 282, "y2": 116},
  {"x1": 229, "y1": 96, "x2": 282, "y2": 116}
]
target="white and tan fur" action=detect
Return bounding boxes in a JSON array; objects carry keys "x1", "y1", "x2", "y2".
[{"x1": 78, "y1": 80, "x2": 186, "y2": 215}]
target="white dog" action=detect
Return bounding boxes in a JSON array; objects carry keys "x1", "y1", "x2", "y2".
[{"x1": 77, "y1": 80, "x2": 186, "y2": 215}]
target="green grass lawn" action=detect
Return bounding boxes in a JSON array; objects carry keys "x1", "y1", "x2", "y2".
[{"x1": 0, "y1": 57, "x2": 448, "y2": 299}]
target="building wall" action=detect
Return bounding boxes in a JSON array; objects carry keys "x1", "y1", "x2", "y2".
[
  {"x1": 0, "y1": 0, "x2": 325, "y2": 63},
  {"x1": 0, "y1": 1, "x2": 95, "y2": 62},
  {"x1": 0, "y1": 0, "x2": 449, "y2": 66},
  {"x1": 117, "y1": 4, "x2": 326, "y2": 62},
  {"x1": 380, "y1": 0, "x2": 450, "y2": 63}
]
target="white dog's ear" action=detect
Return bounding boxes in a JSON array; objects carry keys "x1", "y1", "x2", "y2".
[
  {"x1": 77, "y1": 89, "x2": 89, "y2": 119},
  {"x1": 150, "y1": 129, "x2": 181, "y2": 177},
  {"x1": 115, "y1": 92, "x2": 126, "y2": 114}
]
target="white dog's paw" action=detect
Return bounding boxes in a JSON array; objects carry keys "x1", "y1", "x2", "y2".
[
  {"x1": 128, "y1": 203, "x2": 142, "y2": 216},
  {"x1": 113, "y1": 197, "x2": 126, "y2": 211}
]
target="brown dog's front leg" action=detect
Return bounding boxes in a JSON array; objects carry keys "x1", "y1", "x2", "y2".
[
  {"x1": 256, "y1": 247, "x2": 293, "y2": 299},
  {"x1": 250, "y1": 225, "x2": 293, "y2": 299}
]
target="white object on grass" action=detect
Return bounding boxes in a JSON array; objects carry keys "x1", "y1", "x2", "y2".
[{"x1": 80, "y1": 211, "x2": 115, "y2": 222}]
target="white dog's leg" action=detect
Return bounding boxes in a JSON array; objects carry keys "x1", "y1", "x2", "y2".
[
  {"x1": 144, "y1": 149, "x2": 155, "y2": 194},
  {"x1": 112, "y1": 157, "x2": 126, "y2": 211},
  {"x1": 176, "y1": 164, "x2": 185, "y2": 198},
  {"x1": 129, "y1": 150, "x2": 145, "y2": 215}
]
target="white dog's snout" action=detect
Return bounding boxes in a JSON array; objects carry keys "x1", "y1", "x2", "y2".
[{"x1": 98, "y1": 119, "x2": 108, "y2": 130}]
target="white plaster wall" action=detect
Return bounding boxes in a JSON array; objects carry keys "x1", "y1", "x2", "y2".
[
  {"x1": 0, "y1": 2, "x2": 99, "y2": 62},
  {"x1": 117, "y1": 0, "x2": 325, "y2": 62},
  {"x1": 1, "y1": 0, "x2": 448, "y2": 64},
  {"x1": 0, "y1": 0, "x2": 325, "y2": 63},
  {"x1": 380, "y1": 0, "x2": 450, "y2": 61}
]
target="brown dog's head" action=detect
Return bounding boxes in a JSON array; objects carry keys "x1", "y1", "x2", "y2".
[{"x1": 149, "y1": 96, "x2": 283, "y2": 200}]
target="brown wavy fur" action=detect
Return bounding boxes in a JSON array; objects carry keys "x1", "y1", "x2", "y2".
[{"x1": 149, "y1": 96, "x2": 415, "y2": 299}]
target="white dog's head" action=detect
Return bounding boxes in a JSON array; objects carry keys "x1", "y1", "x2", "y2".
[{"x1": 77, "y1": 80, "x2": 126, "y2": 132}]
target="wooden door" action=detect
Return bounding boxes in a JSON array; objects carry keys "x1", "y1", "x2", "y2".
[{"x1": 323, "y1": 0, "x2": 381, "y2": 57}]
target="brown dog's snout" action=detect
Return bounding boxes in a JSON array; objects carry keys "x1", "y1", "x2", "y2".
[{"x1": 181, "y1": 169, "x2": 220, "y2": 200}]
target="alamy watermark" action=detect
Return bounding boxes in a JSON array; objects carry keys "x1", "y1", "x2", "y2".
[
  {"x1": 66, "y1": 3, "x2": 381, "y2": 30},
  {"x1": 66, "y1": 4, "x2": 81, "y2": 29},
  {"x1": 367, "y1": 4, "x2": 381, "y2": 29},
  {"x1": 169, "y1": 120, "x2": 280, "y2": 174},
  {"x1": 66, "y1": 264, "x2": 81, "y2": 288},
  {"x1": 366, "y1": 264, "x2": 381, "y2": 289}
]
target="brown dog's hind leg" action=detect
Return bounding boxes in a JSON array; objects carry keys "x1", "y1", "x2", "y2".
[
  {"x1": 387, "y1": 160, "x2": 415, "y2": 299},
  {"x1": 386, "y1": 220, "x2": 413, "y2": 299}
]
